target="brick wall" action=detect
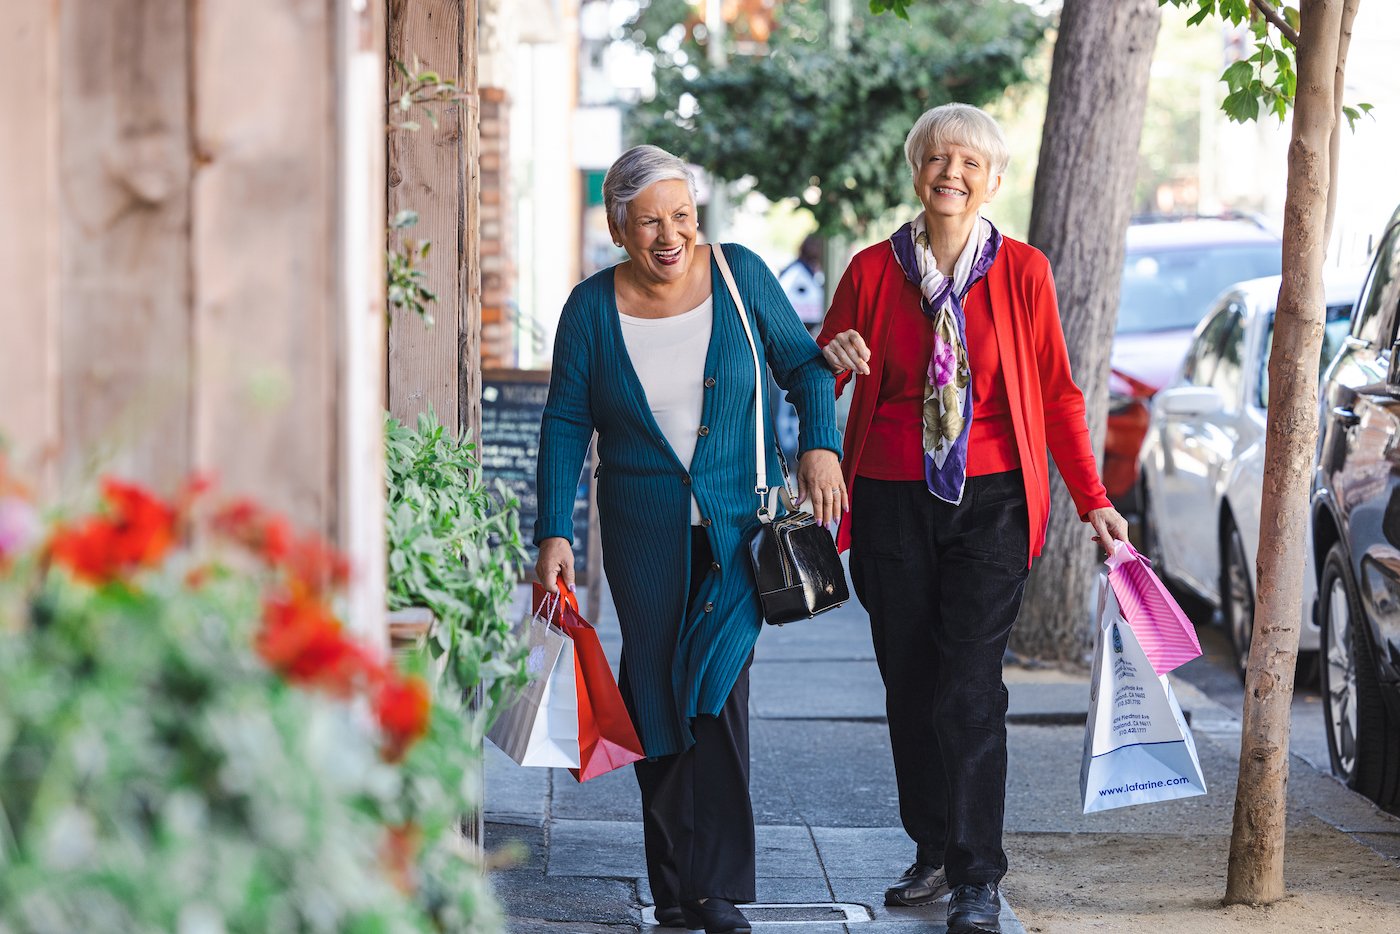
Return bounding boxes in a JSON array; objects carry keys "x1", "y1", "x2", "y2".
[{"x1": 478, "y1": 85, "x2": 515, "y2": 368}]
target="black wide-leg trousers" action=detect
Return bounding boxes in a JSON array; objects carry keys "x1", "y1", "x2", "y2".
[
  {"x1": 619, "y1": 526, "x2": 756, "y2": 908},
  {"x1": 849, "y1": 472, "x2": 1031, "y2": 887}
]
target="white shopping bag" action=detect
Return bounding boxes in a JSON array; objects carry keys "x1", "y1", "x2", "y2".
[
  {"x1": 1081, "y1": 573, "x2": 1207, "y2": 813},
  {"x1": 486, "y1": 597, "x2": 581, "y2": 769}
]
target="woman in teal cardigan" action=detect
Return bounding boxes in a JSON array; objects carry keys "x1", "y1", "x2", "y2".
[{"x1": 534, "y1": 145, "x2": 843, "y2": 934}]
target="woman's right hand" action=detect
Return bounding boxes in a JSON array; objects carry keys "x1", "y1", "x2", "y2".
[
  {"x1": 821, "y1": 329, "x2": 871, "y2": 376},
  {"x1": 535, "y1": 537, "x2": 575, "y2": 593}
]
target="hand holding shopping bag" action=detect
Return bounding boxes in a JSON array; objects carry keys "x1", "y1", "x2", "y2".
[
  {"x1": 488, "y1": 583, "x2": 645, "y2": 781},
  {"x1": 535, "y1": 581, "x2": 646, "y2": 782},
  {"x1": 1081, "y1": 573, "x2": 1207, "y2": 813},
  {"x1": 486, "y1": 591, "x2": 581, "y2": 769},
  {"x1": 1105, "y1": 540, "x2": 1202, "y2": 675}
]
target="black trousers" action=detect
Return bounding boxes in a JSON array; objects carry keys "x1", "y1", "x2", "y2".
[
  {"x1": 849, "y1": 472, "x2": 1031, "y2": 886},
  {"x1": 619, "y1": 526, "x2": 756, "y2": 907}
]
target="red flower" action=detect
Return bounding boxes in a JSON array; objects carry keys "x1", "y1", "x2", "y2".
[
  {"x1": 257, "y1": 592, "x2": 383, "y2": 695},
  {"x1": 374, "y1": 672, "x2": 432, "y2": 762},
  {"x1": 211, "y1": 499, "x2": 349, "y2": 593},
  {"x1": 50, "y1": 479, "x2": 177, "y2": 584}
]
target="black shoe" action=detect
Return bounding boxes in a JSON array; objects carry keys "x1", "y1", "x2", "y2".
[
  {"x1": 947, "y1": 883, "x2": 1001, "y2": 933},
  {"x1": 680, "y1": 898, "x2": 751, "y2": 934},
  {"x1": 652, "y1": 905, "x2": 688, "y2": 928},
  {"x1": 884, "y1": 862, "x2": 952, "y2": 907}
]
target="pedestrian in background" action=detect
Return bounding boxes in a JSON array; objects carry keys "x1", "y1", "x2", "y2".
[
  {"x1": 779, "y1": 234, "x2": 826, "y2": 336},
  {"x1": 817, "y1": 103, "x2": 1130, "y2": 934},
  {"x1": 534, "y1": 145, "x2": 845, "y2": 934}
]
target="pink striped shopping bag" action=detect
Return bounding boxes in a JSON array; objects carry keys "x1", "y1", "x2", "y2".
[{"x1": 1104, "y1": 540, "x2": 1203, "y2": 675}]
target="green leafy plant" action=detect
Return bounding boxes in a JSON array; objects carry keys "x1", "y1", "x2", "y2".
[
  {"x1": 385, "y1": 410, "x2": 530, "y2": 726},
  {"x1": 389, "y1": 210, "x2": 438, "y2": 324},
  {"x1": 0, "y1": 474, "x2": 502, "y2": 932}
]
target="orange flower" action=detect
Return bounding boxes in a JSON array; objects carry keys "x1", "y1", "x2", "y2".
[
  {"x1": 50, "y1": 479, "x2": 177, "y2": 584},
  {"x1": 257, "y1": 592, "x2": 383, "y2": 695},
  {"x1": 374, "y1": 672, "x2": 432, "y2": 762}
]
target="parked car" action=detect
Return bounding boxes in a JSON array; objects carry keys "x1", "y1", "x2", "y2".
[
  {"x1": 1107, "y1": 218, "x2": 1283, "y2": 522},
  {"x1": 1139, "y1": 271, "x2": 1363, "y2": 680},
  {"x1": 1311, "y1": 204, "x2": 1400, "y2": 810}
]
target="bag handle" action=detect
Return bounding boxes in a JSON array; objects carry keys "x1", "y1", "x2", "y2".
[{"x1": 712, "y1": 243, "x2": 795, "y2": 521}]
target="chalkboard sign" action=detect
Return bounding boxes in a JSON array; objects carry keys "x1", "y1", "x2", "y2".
[{"x1": 480, "y1": 369, "x2": 592, "y2": 582}]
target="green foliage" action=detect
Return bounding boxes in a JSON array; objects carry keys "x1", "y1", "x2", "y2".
[
  {"x1": 626, "y1": 0, "x2": 1047, "y2": 237},
  {"x1": 385, "y1": 410, "x2": 530, "y2": 727},
  {"x1": 1161, "y1": 1, "x2": 1370, "y2": 125},
  {"x1": 868, "y1": 0, "x2": 914, "y2": 18},
  {"x1": 388, "y1": 211, "x2": 438, "y2": 325},
  {"x1": 0, "y1": 529, "x2": 499, "y2": 931}
]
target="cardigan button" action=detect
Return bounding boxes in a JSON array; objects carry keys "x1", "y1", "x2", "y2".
[
  {"x1": 703, "y1": 602, "x2": 714, "y2": 613},
  {"x1": 697, "y1": 425, "x2": 710, "y2": 437},
  {"x1": 710, "y1": 561, "x2": 721, "y2": 572},
  {"x1": 700, "y1": 517, "x2": 712, "y2": 528},
  {"x1": 682, "y1": 476, "x2": 691, "y2": 486},
  {"x1": 704, "y1": 377, "x2": 716, "y2": 388}
]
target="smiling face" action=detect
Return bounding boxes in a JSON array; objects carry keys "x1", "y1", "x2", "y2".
[
  {"x1": 914, "y1": 142, "x2": 1001, "y2": 228},
  {"x1": 611, "y1": 179, "x2": 698, "y2": 287}
]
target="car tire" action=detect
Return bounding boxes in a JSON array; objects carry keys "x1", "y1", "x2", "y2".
[
  {"x1": 1319, "y1": 544, "x2": 1400, "y2": 808},
  {"x1": 1220, "y1": 517, "x2": 1254, "y2": 684}
]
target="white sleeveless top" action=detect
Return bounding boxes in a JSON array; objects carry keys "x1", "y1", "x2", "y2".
[{"x1": 620, "y1": 296, "x2": 713, "y2": 524}]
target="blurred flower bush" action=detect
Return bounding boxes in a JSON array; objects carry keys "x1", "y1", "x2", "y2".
[{"x1": 0, "y1": 464, "x2": 503, "y2": 932}]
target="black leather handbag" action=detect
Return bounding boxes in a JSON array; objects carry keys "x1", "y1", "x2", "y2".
[{"x1": 713, "y1": 244, "x2": 850, "y2": 626}]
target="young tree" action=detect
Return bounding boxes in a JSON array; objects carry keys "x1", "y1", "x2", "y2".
[
  {"x1": 1164, "y1": 0, "x2": 1362, "y2": 905},
  {"x1": 1011, "y1": 0, "x2": 1163, "y2": 664},
  {"x1": 626, "y1": 0, "x2": 1047, "y2": 236}
]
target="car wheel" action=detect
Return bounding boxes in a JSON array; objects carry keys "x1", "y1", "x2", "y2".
[
  {"x1": 1220, "y1": 517, "x2": 1254, "y2": 683},
  {"x1": 1319, "y1": 544, "x2": 1400, "y2": 808}
]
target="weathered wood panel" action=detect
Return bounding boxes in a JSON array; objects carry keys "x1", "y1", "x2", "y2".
[
  {"x1": 58, "y1": 0, "x2": 193, "y2": 492},
  {"x1": 461, "y1": 0, "x2": 483, "y2": 442},
  {"x1": 191, "y1": 0, "x2": 337, "y2": 531},
  {"x1": 0, "y1": 2, "x2": 58, "y2": 486},
  {"x1": 387, "y1": 0, "x2": 464, "y2": 431}
]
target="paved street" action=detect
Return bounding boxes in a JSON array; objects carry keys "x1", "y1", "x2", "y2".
[{"x1": 485, "y1": 568, "x2": 1400, "y2": 932}]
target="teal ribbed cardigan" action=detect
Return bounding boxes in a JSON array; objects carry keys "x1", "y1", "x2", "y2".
[{"x1": 534, "y1": 243, "x2": 841, "y2": 756}]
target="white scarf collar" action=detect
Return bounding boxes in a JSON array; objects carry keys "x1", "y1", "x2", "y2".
[{"x1": 912, "y1": 213, "x2": 992, "y2": 310}]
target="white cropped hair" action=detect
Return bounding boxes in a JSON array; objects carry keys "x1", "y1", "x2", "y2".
[
  {"x1": 603, "y1": 145, "x2": 698, "y2": 229},
  {"x1": 904, "y1": 103, "x2": 1010, "y2": 178}
]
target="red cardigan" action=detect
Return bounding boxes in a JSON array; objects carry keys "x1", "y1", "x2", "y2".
[{"x1": 818, "y1": 236, "x2": 1111, "y2": 565}]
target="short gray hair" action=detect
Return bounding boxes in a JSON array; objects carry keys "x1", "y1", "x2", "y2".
[
  {"x1": 603, "y1": 145, "x2": 698, "y2": 229},
  {"x1": 904, "y1": 103, "x2": 1010, "y2": 178}
]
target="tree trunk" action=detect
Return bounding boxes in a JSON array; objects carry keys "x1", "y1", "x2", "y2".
[
  {"x1": 1011, "y1": 0, "x2": 1161, "y2": 664},
  {"x1": 1225, "y1": 0, "x2": 1353, "y2": 905}
]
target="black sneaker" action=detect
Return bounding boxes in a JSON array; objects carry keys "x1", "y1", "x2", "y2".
[
  {"x1": 884, "y1": 862, "x2": 952, "y2": 907},
  {"x1": 947, "y1": 883, "x2": 1001, "y2": 933}
]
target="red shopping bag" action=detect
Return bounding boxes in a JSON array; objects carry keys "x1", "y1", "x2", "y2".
[
  {"x1": 532, "y1": 582, "x2": 645, "y2": 782},
  {"x1": 1104, "y1": 541, "x2": 1203, "y2": 675}
]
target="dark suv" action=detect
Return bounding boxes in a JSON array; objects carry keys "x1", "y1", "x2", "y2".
[{"x1": 1311, "y1": 203, "x2": 1400, "y2": 810}]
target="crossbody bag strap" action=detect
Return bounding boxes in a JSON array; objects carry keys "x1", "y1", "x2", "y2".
[{"x1": 712, "y1": 243, "x2": 794, "y2": 520}]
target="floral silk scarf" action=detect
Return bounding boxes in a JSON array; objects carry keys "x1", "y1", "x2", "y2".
[{"x1": 888, "y1": 214, "x2": 1002, "y2": 505}]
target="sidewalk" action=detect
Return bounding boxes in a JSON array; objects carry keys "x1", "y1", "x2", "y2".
[{"x1": 485, "y1": 580, "x2": 1400, "y2": 933}]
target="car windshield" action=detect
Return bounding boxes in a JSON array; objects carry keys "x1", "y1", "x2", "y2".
[{"x1": 1116, "y1": 244, "x2": 1281, "y2": 334}]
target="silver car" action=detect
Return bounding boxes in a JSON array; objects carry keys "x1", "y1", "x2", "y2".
[{"x1": 1138, "y1": 271, "x2": 1365, "y2": 678}]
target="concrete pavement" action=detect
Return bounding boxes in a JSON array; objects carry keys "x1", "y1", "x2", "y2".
[{"x1": 484, "y1": 576, "x2": 1400, "y2": 932}]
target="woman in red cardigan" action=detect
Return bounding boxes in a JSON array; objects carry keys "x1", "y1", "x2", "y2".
[{"x1": 817, "y1": 103, "x2": 1129, "y2": 934}]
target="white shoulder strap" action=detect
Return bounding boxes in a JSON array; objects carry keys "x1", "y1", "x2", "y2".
[{"x1": 711, "y1": 243, "x2": 769, "y2": 512}]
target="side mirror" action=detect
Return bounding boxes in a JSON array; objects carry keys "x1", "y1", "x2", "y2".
[{"x1": 1158, "y1": 386, "x2": 1225, "y2": 418}]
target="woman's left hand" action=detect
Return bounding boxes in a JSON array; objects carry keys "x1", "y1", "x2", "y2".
[
  {"x1": 796, "y1": 449, "x2": 847, "y2": 527},
  {"x1": 1086, "y1": 506, "x2": 1131, "y2": 554}
]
